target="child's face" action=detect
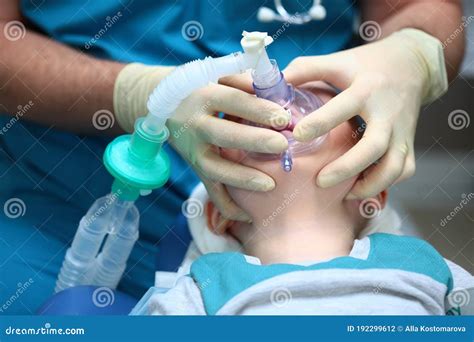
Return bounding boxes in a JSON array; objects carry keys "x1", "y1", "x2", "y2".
[
  {"x1": 207, "y1": 84, "x2": 387, "y2": 238},
  {"x1": 220, "y1": 118, "x2": 361, "y2": 222}
]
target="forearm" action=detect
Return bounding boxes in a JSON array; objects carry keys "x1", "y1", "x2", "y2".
[
  {"x1": 0, "y1": 20, "x2": 128, "y2": 134},
  {"x1": 360, "y1": 0, "x2": 465, "y2": 80}
]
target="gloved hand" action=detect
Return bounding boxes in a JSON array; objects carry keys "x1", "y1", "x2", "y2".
[
  {"x1": 114, "y1": 63, "x2": 290, "y2": 221},
  {"x1": 283, "y1": 28, "x2": 448, "y2": 199},
  {"x1": 114, "y1": 63, "x2": 175, "y2": 132}
]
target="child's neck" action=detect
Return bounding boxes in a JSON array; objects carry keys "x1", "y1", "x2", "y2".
[{"x1": 229, "y1": 206, "x2": 360, "y2": 265}]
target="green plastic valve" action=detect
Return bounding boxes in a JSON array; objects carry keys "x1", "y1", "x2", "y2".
[{"x1": 103, "y1": 118, "x2": 171, "y2": 201}]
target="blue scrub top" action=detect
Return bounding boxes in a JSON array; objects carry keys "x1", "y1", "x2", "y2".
[{"x1": 0, "y1": 0, "x2": 355, "y2": 313}]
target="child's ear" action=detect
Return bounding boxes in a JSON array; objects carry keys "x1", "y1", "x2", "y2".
[
  {"x1": 205, "y1": 200, "x2": 234, "y2": 235},
  {"x1": 376, "y1": 190, "x2": 388, "y2": 210}
]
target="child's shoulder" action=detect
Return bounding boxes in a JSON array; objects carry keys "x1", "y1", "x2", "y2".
[
  {"x1": 367, "y1": 233, "x2": 452, "y2": 290},
  {"x1": 368, "y1": 232, "x2": 440, "y2": 254},
  {"x1": 367, "y1": 232, "x2": 446, "y2": 264}
]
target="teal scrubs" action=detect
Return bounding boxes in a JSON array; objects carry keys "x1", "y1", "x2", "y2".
[{"x1": 0, "y1": 0, "x2": 356, "y2": 314}]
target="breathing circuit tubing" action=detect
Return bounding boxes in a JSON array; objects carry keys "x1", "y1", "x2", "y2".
[
  {"x1": 55, "y1": 31, "x2": 304, "y2": 292},
  {"x1": 102, "y1": 32, "x2": 278, "y2": 202}
]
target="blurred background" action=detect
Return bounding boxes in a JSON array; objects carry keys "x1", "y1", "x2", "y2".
[{"x1": 391, "y1": 0, "x2": 473, "y2": 273}]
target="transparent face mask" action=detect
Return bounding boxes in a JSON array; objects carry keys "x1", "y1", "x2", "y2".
[{"x1": 244, "y1": 90, "x2": 329, "y2": 167}]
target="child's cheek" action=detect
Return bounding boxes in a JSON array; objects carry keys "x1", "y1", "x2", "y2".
[
  {"x1": 226, "y1": 185, "x2": 255, "y2": 216},
  {"x1": 320, "y1": 175, "x2": 357, "y2": 201}
]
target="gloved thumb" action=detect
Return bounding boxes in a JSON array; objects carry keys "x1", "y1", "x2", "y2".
[{"x1": 283, "y1": 54, "x2": 351, "y2": 90}]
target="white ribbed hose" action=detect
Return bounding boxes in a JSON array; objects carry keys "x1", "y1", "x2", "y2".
[{"x1": 141, "y1": 52, "x2": 251, "y2": 135}]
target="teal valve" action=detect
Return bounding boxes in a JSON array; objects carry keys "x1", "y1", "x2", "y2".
[{"x1": 103, "y1": 117, "x2": 171, "y2": 201}]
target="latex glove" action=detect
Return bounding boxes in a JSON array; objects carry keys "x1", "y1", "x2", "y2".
[
  {"x1": 114, "y1": 63, "x2": 175, "y2": 132},
  {"x1": 114, "y1": 63, "x2": 290, "y2": 221},
  {"x1": 167, "y1": 84, "x2": 290, "y2": 222},
  {"x1": 283, "y1": 28, "x2": 448, "y2": 199}
]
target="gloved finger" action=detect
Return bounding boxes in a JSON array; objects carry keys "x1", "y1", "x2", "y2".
[
  {"x1": 293, "y1": 85, "x2": 366, "y2": 142},
  {"x1": 283, "y1": 54, "x2": 352, "y2": 89},
  {"x1": 345, "y1": 143, "x2": 408, "y2": 199},
  {"x1": 317, "y1": 122, "x2": 391, "y2": 188},
  {"x1": 196, "y1": 115, "x2": 288, "y2": 153},
  {"x1": 198, "y1": 171, "x2": 251, "y2": 222},
  {"x1": 395, "y1": 139, "x2": 416, "y2": 183},
  {"x1": 196, "y1": 145, "x2": 276, "y2": 192},
  {"x1": 219, "y1": 72, "x2": 254, "y2": 93},
  {"x1": 206, "y1": 84, "x2": 290, "y2": 127}
]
